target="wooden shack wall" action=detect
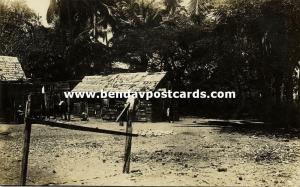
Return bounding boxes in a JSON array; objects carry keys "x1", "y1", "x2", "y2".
[
  {"x1": 72, "y1": 99, "x2": 154, "y2": 122},
  {"x1": 0, "y1": 82, "x2": 29, "y2": 123},
  {"x1": 135, "y1": 100, "x2": 152, "y2": 122},
  {"x1": 70, "y1": 72, "x2": 180, "y2": 122},
  {"x1": 71, "y1": 97, "x2": 180, "y2": 122}
]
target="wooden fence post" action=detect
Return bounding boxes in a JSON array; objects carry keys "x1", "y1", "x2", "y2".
[
  {"x1": 67, "y1": 98, "x2": 70, "y2": 121},
  {"x1": 20, "y1": 94, "x2": 32, "y2": 186},
  {"x1": 123, "y1": 110, "x2": 133, "y2": 173}
]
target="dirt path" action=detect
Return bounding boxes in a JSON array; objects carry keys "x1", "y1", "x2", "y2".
[{"x1": 0, "y1": 118, "x2": 300, "y2": 186}]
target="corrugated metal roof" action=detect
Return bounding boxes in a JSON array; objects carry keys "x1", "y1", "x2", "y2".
[
  {"x1": 0, "y1": 56, "x2": 26, "y2": 81},
  {"x1": 72, "y1": 72, "x2": 167, "y2": 92}
]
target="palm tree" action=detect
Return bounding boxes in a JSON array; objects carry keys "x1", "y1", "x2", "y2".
[
  {"x1": 188, "y1": 0, "x2": 213, "y2": 24},
  {"x1": 130, "y1": 0, "x2": 162, "y2": 27},
  {"x1": 47, "y1": 0, "x2": 115, "y2": 43},
  {"x1": 188, "y1": 0, "x2": 209, "y2": 16}
]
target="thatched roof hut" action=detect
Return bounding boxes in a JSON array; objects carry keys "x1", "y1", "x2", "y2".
[
  {"x1": 72, "y1": 72, "x2": 177, "y2": 122},
  {"x1": 0, "y1": 56, "x2": 26, "y2": 81},
  {"x1": 72, "y1": 72, "x2": 167, "y2": 93},
  {"x1": 0, "y1": 56, "x2": 27, "y2": 123}
]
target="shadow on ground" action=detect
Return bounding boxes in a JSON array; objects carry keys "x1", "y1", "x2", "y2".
[{"x1": 175, "y1": 120, "x2": 300, "y2": 139}]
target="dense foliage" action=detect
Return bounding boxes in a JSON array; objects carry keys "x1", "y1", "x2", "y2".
[{"x1": 1, "y1": 0, "x2": 300, "y2": 127}]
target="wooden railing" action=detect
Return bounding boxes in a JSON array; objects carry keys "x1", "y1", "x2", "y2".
[{"x1": 20, "y1": 94, "x2": 138, "y2": 185}]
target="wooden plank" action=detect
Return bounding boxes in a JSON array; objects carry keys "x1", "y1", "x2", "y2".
[
  {"x1": 27, "y1": 118, "x2": 138, "y2": 137},
  {"x1": 116, "y1": 103, "x2": 129, "y2": 122},
  {"x1": 20, "y1": 95, "x2": 32, "y2": 186},
  {"x1": 20, "y1": 121, "x2": 32, "y2": 186},
  {"x1": 19, "y1": 93, "x2": 138, "y2": 185},
  {"x1": 123, "y1": 111, "x2": 133, "y2": 173},
  {"x1": 67, "y1": 98, "x2": 70, "y2": 121}
]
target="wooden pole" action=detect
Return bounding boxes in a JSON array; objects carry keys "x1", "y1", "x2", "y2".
[
  {"x1": 123, "y1": 110, "x2": 133, "y2": 173},
  {"x1": 43, "y1": 92, "x2": 49, "y2": 119},
  {"x1": 67, "y1": 98, "x2": 70, "y2": 121},
  {"x1": 20, "y1": 95, "x2": 32, "y2": 186},
  {"x1": 20, "y1": 120, "x2": 32, "y2": 186},
  {"x1": 27, "y1": 118, "x2": 138, "y2": 137}
]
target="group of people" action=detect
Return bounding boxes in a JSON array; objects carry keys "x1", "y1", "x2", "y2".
[
  {"x1": 21, "y1": 92, "x2": 70, "y2": 120},
  {"x1": 17, "y1": 90, "x2": 174, "y2": 123}
]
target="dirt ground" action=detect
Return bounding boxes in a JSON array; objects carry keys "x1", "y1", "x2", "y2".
[{"x1": 1, "y1": 117, "x2": 300, "y2": 186}]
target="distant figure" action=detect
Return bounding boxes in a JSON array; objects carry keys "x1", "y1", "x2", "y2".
[
  {"x1": 167, "y1": 104, "x2": 174, "y2": 123},
  {"x1": 103, "y1": 98, "x2": 109, "y2": 107},
  {"x1": 16, "y1": 105, "x2": 24, "y2": 124},
  {"x1": 81, "y1": 112, "x2": 89, "y2": 121},
  {"x1": 167, "y1": 107, "x2": 170, "y2": 122},
  {"x1": 42, "y1": 86, "x2": 50, "y2": 119},
  {"x1": 58, "y1": 100, "x2": 67, "y2": 120},
  {"x1": 95, "y1": 104, "x2": 102, "y2": 118},
  {"x1": 53, "y1": 93, "x2": 60, "y2": 118}
]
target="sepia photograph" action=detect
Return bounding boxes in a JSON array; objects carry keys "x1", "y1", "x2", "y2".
[{"x1": 0, "y1": 0, "x2": 300, "y2": 186}]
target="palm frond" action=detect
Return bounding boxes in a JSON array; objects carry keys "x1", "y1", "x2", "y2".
[
  {"x1": 46, "y1": 0, "x2": 58, "y2": 24},
  {"x1": 188, "y1": 0, "x2": 208, "y2": 16}
]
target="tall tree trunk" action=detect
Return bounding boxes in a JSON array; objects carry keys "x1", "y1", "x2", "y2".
[
  {"x1": 262, "y1": 79, "x2": 273, "y2": 122},
  {"x1": 284, "y1": 66, "x2": 294, "y2": 129},
  {"x1": 297, "y1": 66, "x2": 300, "y2": 128},
  {"x1": 274, "y1": 74, "x2": 283, "y2": 105}
]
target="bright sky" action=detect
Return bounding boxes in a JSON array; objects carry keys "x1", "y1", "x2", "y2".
[{"x1": 24, "y1": 0, "x2": 50, "y2": 26}]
